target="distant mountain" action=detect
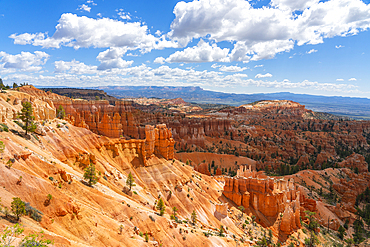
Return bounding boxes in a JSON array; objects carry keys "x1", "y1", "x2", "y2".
[{"x1": 88, "y1": 86, "x2": 370, "y2": 119}]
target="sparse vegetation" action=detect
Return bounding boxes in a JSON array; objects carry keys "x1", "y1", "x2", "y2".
[
  {"x1": 126, "y1": 171, "x2": 136, "y2": 191},
  {"x1": 191, "y1": 210, "x2": 197, "y2": 225},
  {"x1": 11, "y1": 197, "x2": 26, "y2": 221},
  {"x1": 83, "y1": 163, "x2": 98, "y2": 187},
  {"x1": 0, "y1": 141, "x2": 5, "y2": 161},
  {"x1": 18, "y1": 101, "x2": 36, "y2": 136},
  {"x1": 156, "y1": 198, "x2": 165, "y2": 216},
  {"x1": 56, "y1": 105, "x2": 66, "y2": 119}
]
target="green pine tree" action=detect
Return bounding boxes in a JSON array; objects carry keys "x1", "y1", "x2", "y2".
[
  {"x1": 11, "y1": 197, "x2": 26, "y2": 221},
  {"x1": 126, "y1": 172, "x2": 136, "y2": 191},
  {"x1": 18, "y1": 101, "x2": 36, "y2": 136},
  {"x1": 83, "y1": 163, "x2": 98, "y2": 187},
  {"x1": 191, "y1": 210, "x2": 197, "y2": 225},
  {"x1": 56, "y1": 105, "x2": 66, "y2": 119},
  {"x1": 156, "y1": 198, "x2": 165, "y2": 216}
]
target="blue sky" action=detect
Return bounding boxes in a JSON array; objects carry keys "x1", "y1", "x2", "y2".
[{"x1": 1, "y1": 0, "x2": 370, "y2": 97}]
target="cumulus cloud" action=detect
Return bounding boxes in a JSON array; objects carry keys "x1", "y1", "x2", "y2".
[
  {"x1": 336, "y1": 78, "x2": 344, "y2": 81},
  {"x1": 95, "y1": 47, "x2": 134, "y2": 70},
  {"x1": 10, "y1": 13, "x2": 178, "y2": 53},
  {"x1": 255, "y1": 73, "x2": 272, "y2": 78},
  {"x1": 271, "y1": 0, "x2": 320, "y2": 11},
  {"x1": 78, "y1": 4, "x2": 91, "y2": 12},
  {"x1": 164, "y1": 39, "x2": 230, "y2": 63},
  {"x1": 254, "y1": 64, "x2": 263, "y2": 68},
  {"x1": 307, "y1": 49, "x2": 317, "y2": 54},
  {"x1": 0, "y1": 51, "x2": 49, "y2": 72},
  {"x1": 54, "y1": 60, "x2": 97, "y2": 74},
  {"x1": 219, "y1": 65, "x2": 248, "y2": 72},
  {"x1": 349, "y1": 78, "x2": 357, "y2": 81},
  {"x1": 335, "y1": 45, "x2": 344, "y2": 49},
  {"x1": 169, "y1": 0, "x2": 370, "y2": 61},
  {"x1": 154, "y1": 57, "x2": 166, "y2": 64},
  {"x1": 117, "y1": 11, "x2": 131, "y2": 20}
]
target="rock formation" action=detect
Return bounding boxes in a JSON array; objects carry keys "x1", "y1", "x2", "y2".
[{"x1": 223, "y1": 165, "x2": 301, "y2": 234}]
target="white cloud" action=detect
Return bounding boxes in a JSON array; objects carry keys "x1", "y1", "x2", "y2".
[
  {"x1": 126, "y1": 53, "x2": 138, "y2": 57},
  {"x1": 117, "y1": 11, "x2": 131, "y2": 20},
  {"x1": 155, "y1": 30, "x2": 162, "y2": 36},
  {"x1": 86, "y1": 0, "x2": 97, "y2": 6},
  {"x1": 0, "y1": 51, "x2": 49, "y2": 72},
  {"x1": 10, "y1": 13, "x2": 178, "y2": 53},
  {"x1": 169, "y1": 0, "x2": 370, "y2": 61},
  {"x1": 255, "y1": 73, "x2": 273, "y2": 78},
  {"x1": 254, "y1": 64, "x2": 263, "y2": 68},
  {"x1": 211, "y1": 63, "x2": 221, "y2": 69},
  {"x1": 164, "y1": 39, "x2": 230, "y2": 63},
  {"x1": 78, "y1": 4, "x2": 91, "y2": 12},
  {"x1": 97, "y1": 59, "x2": 133, "y2": 70},
  {"x1": 349, "y1": 78, "x2": 357, "y2": 81},
  {"x1": 307, "y1": 49, "x2": 317, "y2": 54},
  {"x1": 335, "y1": 45, "x2": 344, "y2": 49},
  {"x1": 154, "y1": 57, "x2": 166, "y2": 64},
  {"x1": 271, "y1": 0, "x2": 319, "y2": 11},
  {"x1": 219, "y1": 65, "x2": 248, "y2": 72},
  {"x1": 54, "y1": 60, "x2": 97, "y2": 74},
  {"x1": 336, "y1": 78, "x2": 344, "y2": 81},
  {"x1": 95, "y1": 47, "x2": 133, "y2": 70}
]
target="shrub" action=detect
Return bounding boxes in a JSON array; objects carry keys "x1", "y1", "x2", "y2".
[
  {"x1": 25, "y1": 202, "x2": 43, "y2": 222},
  {"x1": 191, "y1": 210, "x2": 197, "y2": 225},
  {"x1": 83, "y1": 163, "x2": 98, "y2": 186},
  {"x1": 0, "y1": 123, "x2": 9, "y2": 132},
  {"x1": 149, "y1": 215, "x2": 156, "y2": 222},
  {"x1": 19, "y1": 231, "x2": 53, "y2": 246},
  {"x1": 126, "y1": 172, "x2": 136, "y2": 191},
  {"x1": 11, "y1": 197, "x2": 26, "y2": 221},
  {"x1": 156, "y1": 198, "x2": 165, "y2": 216}
]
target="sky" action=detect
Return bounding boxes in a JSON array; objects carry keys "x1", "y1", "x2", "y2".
[{"x1": 1, "y1": 0, "x2": 370, "y2": 97}]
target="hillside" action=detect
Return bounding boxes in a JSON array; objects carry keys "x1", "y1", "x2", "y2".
[{"x1": 0, "y1": 86, "x2": 369, "y2": 246}]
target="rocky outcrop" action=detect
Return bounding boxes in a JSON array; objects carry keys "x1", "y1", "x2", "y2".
[
  {"x1": 0, "y1": 86, "x2": 56, "y2": 122},
  {"x1": 215, "y1": 203, "x2": 228, "y2": 216},
  {"x1": 280, "y1": 192, "x2": 301, "y2": 234},
  {"x1": 338, "y1": 153, "x2": 368, "y2": 173},
  {"x1": 194, "y1": 163, "x2": 211, "y2": 176},
  {"x1": 223, "y1": 165, "x2": 301, "y2": 234}
]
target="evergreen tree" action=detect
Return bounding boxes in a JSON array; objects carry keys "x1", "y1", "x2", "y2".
[
  {"x1": 256, "y1": 237, "x2": 268, "y2": 247},
  {"x1": 156, "y1": 198, "x2": 165, "y2": 216},
  {"x1": 172, "y1": 206, "x2": 178, "y2": 218},
  {"x1": 305, "y1": 210, "x2": 319, "y2": 232},
  {"x1": 56, "y1": 105, "x2": 66, "y2": 119},
  {"x1": 83, "y1": 163, "x2": 98, "y2": 187},
  {"x1": 0, "y1": 78, "x2": 4, "y2": 92},
  {"x1": 238, "y1": 206, "x2": 245, "y2": 219},
  {"x1": 18, "y1": 101, "x2": 36, "y2": 135},
  {"x1": 126, "y1": 172, "x2": 136, "y2": 191},
  {"x1": 0, "y1": 141, "x2": 5, "y2": 161},
  {"x1": 338, "y1": 225, "x2": 345, "y2": 240},
  {"x1": 11, "y1": 197, "x2": 26, "y2": 221},
  {"x1": 191, "y1": 210, "x2": 197, "y2": 225},
  {"x1": 218, "y1": 225, "x2": 225, "y2": 237}
]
